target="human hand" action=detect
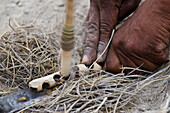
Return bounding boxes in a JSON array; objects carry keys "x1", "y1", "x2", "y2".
[
  {"x1": 82, "y1": 0, "x2": 141, "y2": 65},
  {"x1": 105, "y1": 0, "x2": 170, "y2": 73}
]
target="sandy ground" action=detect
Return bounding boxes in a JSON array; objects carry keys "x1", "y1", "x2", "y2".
[{"x1": 0, "y1": 0, "x2": 89, "y2": 35}]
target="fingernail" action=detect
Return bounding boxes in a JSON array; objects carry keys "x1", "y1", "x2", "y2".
[{"x1": 82, "y1": 55, "x2": 89, "y2": 63}]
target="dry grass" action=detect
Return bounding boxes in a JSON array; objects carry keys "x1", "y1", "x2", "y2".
[
  {"x1": 0, "y1": 26, "x2": 60, "y2": 94},
  {"x1": 0, "y1": 26, "x2": 169, "y2": 113}
]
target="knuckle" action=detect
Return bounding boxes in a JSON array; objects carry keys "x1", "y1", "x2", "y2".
[
  {"x1": 84, "y1": 46, "x2": 91, "y2": 52},
  {"x1": 100, "y1": 22, "x2": 112, "y2": 33},
  {"x1": 87, "y1": 22, "x2": 99, "y2": 34},
  {"x1": 153, "y1": 44, "x2": 169, "y2": 63},
  {"x1": 83, "y1": 22, "x2": 99, "y2": 50},
  {"x1": 154, "y1": 42, "x2": 167, "y2": 53},
  {"x1": 97, "y1": 41, "x2": 107, "y2": 53},
  {"x1": 85, "y1": 39, "x2": 98, "y2": 49},
  {"x1": 99, "y1": 41, "x2": 107, "y2": 47}
]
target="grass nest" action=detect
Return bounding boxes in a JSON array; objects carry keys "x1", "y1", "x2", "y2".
[{"x1": 0, "y1": 26, "x2": 169, "y2": 113}]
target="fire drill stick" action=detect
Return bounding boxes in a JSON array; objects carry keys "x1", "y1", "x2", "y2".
[{"x1": 60, "y1": 0, "x2": 74, "y2": 77}]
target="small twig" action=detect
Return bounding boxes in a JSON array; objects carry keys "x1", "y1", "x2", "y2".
[
  {"x1": 139, "y1": 65, "x2": 170, "y2": 86},
  {"x1": 76, "y1": 99, "x2": 93, "y2": 112},
  {"x1": 131, "y1": 75, "x2": 170, "y2": 98},
  {"x1": 9, "y1": 17, "x2": 16, "y2": 32},
  {"x1": 122, "y1": 66, "x2": 152, "y2": 75},
  {"x1": 64, "y1": 103, "x2": 67, "y2": 112},
  {"x1": 94, "y1": 97, "x2": 107, "y2": 113},
  {"x1": 66, "y1": 99, "x2": 80, "y2": 113}
]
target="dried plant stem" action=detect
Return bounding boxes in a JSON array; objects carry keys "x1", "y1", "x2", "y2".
[
  {"x1": 94, "y1": 97, "x2": 107, "y2": 112},
  {"x1": 131, "y1": 75, "x2": 170, "y2": 98}
]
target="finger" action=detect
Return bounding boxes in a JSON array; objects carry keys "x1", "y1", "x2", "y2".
[
  {"x1": 118, "y1": 0, "x2": 141, "y2": 22},
  {"x1": 82, "y1": 9, "x2": 90, "y2": 45},
  {"x1": 105, "y1": 41, "x2": 122, "y2": 73},
  {"x1": 82, "y1": 0, "x2": 100, "y2": 65},
  {"x1": 97, "y1": 0, "x2": 121, "y2": 63}
]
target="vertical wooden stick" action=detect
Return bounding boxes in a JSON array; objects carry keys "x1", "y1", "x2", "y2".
[
  {"x1": 61, "y1": 50, "x2": 72, "y2": 77},
  {"x1": 60, "y1": 0, "x2": 74, "y2": 77},
  {"x1": 65, "y1": 0, "x2": 74, "y2": 26}
]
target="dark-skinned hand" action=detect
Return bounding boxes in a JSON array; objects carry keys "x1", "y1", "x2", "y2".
[
  {"x1": 82, "y1": 0, "x2": 141, "y2": 65},
  {"x1": 82, "y1": 0, "x2": 170, "y2": 73}
]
